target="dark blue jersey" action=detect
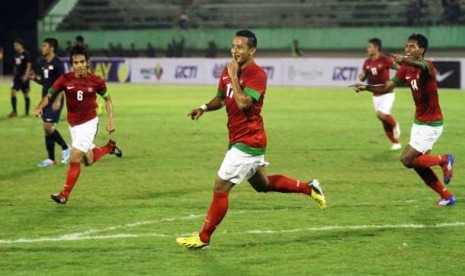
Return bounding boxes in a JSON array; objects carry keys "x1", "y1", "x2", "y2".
[
  {"x1": 13, "y1": 50, "x2": 31, "y2": 78},
  {"x1": 38, "y1": 56, "x2": 65, "y2": 97}
]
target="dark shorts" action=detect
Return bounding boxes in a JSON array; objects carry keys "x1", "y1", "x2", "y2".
[
  {"x1": 12, "y1": 78, "x2": 30, "y2": 92},
  {"x1": 42, "y1": 103, "x2": 64, "y2": 123}
]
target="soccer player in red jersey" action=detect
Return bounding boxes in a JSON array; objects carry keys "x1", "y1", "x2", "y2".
[
  {"x1": 359, "y1": 38, "x2": 401, "y2": 150},
  {"x1": 176, "y1": 30, "x2": 327, "y2": 249},
  {"x1": 350, "y1": 34, "x2": 455, "y2": 206},
  {"x1": 33, "y1": 45, "x2": 122, "y2": 204}
]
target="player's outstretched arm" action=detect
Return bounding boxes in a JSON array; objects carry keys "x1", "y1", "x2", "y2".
[
  {"x1": 104, "y1": 96, "x2": 115, "y2": 134},
  {"x1": 188, "y1": 97, "x2": 223, "y2": 121},
  {"x1": 349, "y1": 80, "x2": 396, "y2": 94},
  {"x1": 392, "y1": 54, "x2": 427, "y2": 71}
]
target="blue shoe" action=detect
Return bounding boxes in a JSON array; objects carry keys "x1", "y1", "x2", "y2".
[
  {"x1": 441, "y1": 154, "x2": 454, "y2": 184},
  {"x1": 436, "y1": 196, "x2": 456, "y2": 206},
  {"x1": 61, "y1": 147, "x2": 71, "y2": 164}
]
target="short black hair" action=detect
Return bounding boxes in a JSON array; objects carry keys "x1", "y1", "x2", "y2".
[
  {"x1": 368, "y1": 38, "x2": 382, "y2": 50},
  {"x1": 14, "y1": 39, "x2": 25, "y2": 47},
  {"x1": 69, "y1": 45, "x2": 89, "y2": 64},
  {"x1": 235, "y1": 30, "x2": 257, "y2": 48},
  {"x1": 43, "y1": 38, "x2": 59, "y2": 53},
  {"x1": 408, "y1": 33, "x2": 428, "y2": 55},
  {"x1": 75, "y1": 35, "x2": 84, "y2": 43}
]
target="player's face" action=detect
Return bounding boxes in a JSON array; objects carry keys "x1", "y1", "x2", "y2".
[
  {"x1": 72, "y1": 54, "x2": 88, "y2": 77},
  {"x1": 231, "y1": 36, "x2": 255, "y2": 66},
  {"x1": 366, "y1": 43, "x2": 378, "y2": 56},
  {"x1": 13, "y1": 42, "x2": 23, "y2": 53},
  {"x1": 41, "y1": 42, "x2": 52, "y2": 57},
  {"x1": 404, "y1": 40, "x2": 423, "y2": 59}
]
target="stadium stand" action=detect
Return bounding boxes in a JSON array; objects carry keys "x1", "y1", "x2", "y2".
[{"x1": 42, "y1": 0, "x2": 464, "y2": 31}]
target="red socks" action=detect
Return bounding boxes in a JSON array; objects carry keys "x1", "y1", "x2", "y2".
[
  {"x1": 267, "y1": 174, "x2": 311, "y2": 196},
  {"x1": 62, "y1": 162, "x2": 81, "y2": 198},
  {"x1": 92, "y1": 145, "x2": 112, "y2": 163},
  {"x1": 382, "y1": 115, "x2": 399, "y2": 143},
  {"x1": 412, "y1": 154, "x2": 447, "y2": 168},
  {"x1": 199, "y1": 192, "x2": 229, "y2": 243},
  {"x1": 414, "y1": 168, "x2": 453, "y2": 199}
]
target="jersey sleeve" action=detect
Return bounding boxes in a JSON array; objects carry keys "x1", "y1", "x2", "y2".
[
  {"x1": 216, "y1": 68, "x2": 228, "y2": 99},
  {"x1": 423, "y1": 60, "x2": 433, "y2": 76},
  {"x1": 97, "y1": 78, "x2": 109, "y2": 99},
  {"x1": 49, "y1": 75, "x2": 65, "y2": 96},
  {"x1": 385, "y1": 56, "x2": 394, "y2": 69},
  {"x1": 362, "y1": 60, "x2": 368, "y2": 73},
  {"x1": 392, "y1": 65, "x2": 406, "y2": 85},
  {"x1": 243, "y1": 70, "x2": 267, "y2": 101}
]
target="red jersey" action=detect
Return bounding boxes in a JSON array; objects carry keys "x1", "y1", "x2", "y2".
[
  {"x1": 362, "y1": 54, "x2": 394, "y2": 96},
  {"x1": 217, "y1": 61, "x2": 267, "y2": 155},
  {"x1": 393, "y1": 60, "x2": 443, "y2": 125},
  {"x1": 50, "y1": 72, "x2": 107, "y2": 126}
]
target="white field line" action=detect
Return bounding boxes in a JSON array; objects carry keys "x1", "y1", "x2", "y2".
[{"x1": 1, "y1": 218, "x2": 464, "y2": 244}]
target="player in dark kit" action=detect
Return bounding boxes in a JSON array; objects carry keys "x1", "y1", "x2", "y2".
[
  {"x1": 31, "y1": 38, "x2": 70, "y2": 167},
  {"x1": 34, "y1": 45, "x2": 122, "y2": 204},
  {"x1": 359, "y1": 38, "x2": 401, "y2": 150},
  {"x1": 8, "y1": 39, "x2": 32, "y2": 118},
  {"x1": 176, "y1": 30, "x2": 326, "y2": 249},
  {"x1": 350, "y1": 34, "x2": 455, "y2": 206}
]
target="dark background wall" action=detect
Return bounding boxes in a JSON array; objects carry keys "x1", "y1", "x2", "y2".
[{"x1": 0, "y1": 0, "x2": 41, "y2": 74}]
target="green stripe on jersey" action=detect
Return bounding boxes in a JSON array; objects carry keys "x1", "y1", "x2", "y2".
[
  {"x1": 414, "y1": 119, "x2": 443, "y2": 126},
  {"x1": 217, "y1": 89, "x2": 225, "y2": 99},
  {"x1": 231, "y1": 143, "x2": 266, "y2": 156},
  {"x1": 422, "y1": 60, "x2": 431, "y2": 74},
  {"x1": 391, "y1": 76, "x2": 404, "y2": 85},
  {"x1": 244, "y1": 88, "x2": 261, "y2": 101},
  {"x1": 101, "y1": 91, "x2": 110, "y2": 99},
  {"x1": 48, "y1": 87, "x2": 57, "y2": 97}
]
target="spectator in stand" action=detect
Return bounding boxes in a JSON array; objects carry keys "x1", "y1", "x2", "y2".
[
  {"x1": 146, "y1": 43, "x2": 156, "y2": 57},
  {"x1": 128, "y1": 43, "x2": 137, "y2": 57},
  {"x1": 206, "y1": 41, "x2": 218, "y2": 58},
  {"x1": 165, "y1": 42, "x2": 175, "y2": 57},
  {"x1": 291, "y1": 39, "x2": 303, "y2": 58},
  {"x1": 178, "y1": 9, "x2": 189, "y2": 29},
  {"x1": 441, "y1": 0, "x2": 461, "y2": 24},
  {"x1": 406, "y1": 0, "x2": 424, "y2": 26}
]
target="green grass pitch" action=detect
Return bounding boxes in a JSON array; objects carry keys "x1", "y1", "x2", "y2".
[{"x1": 0, "y1": 82, "x2": 464, "y2": 275}]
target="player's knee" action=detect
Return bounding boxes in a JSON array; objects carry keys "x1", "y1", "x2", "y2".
[
  {"x1": 44, "y1": 125, "x2": 54, "y2": 135},
  {"x1": 375, "y1": 111, "x2": 385, "y2": 121},
  {"x1": 252, "y1": 184, "x2": 268, "y2": 193},
  {"x1": 400, "y1": 155, "x2": 413, "y2": 168}
]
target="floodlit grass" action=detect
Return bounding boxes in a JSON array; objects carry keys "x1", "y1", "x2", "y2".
[{"x1": 0, "y1": 82, "x2": 464, "y2": 275}]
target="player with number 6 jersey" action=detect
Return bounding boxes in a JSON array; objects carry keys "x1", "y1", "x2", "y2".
[
  {"x1": 34, "y1": 45, "x2": 123, "y2": 204},
  {"x1": 350, "y1": 34, "x2": 455, "y2": 207}
]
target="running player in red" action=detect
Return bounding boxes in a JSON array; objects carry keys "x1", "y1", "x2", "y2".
[
  {"x1": 359, "y1": 38, "x2": 401, "y2": 150},
  {"x1": 350, "y1": 34, "x2": 455, "y2": 206},
  {"x1": 176, "y1": 30, "x2": 327, "y2": 249},
  {"x1": 33, "y1": 45, "x2": 122, "y2": 204}
]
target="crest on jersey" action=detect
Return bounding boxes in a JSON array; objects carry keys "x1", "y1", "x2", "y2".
[{"x1": 88, "y1": 87, "x2": 93, "y2": 92}]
